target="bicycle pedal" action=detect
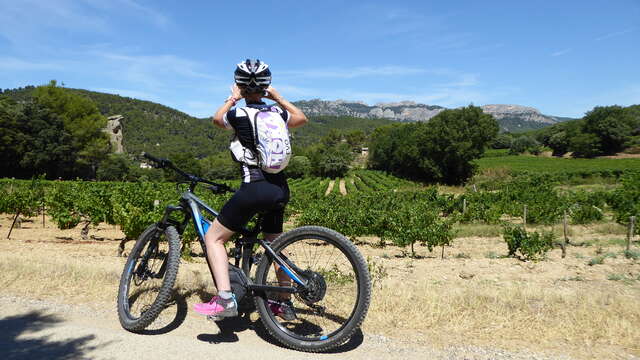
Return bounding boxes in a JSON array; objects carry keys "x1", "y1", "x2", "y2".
[{"x1": 206, "y1": 315, "x2": 222, "y2": 322}]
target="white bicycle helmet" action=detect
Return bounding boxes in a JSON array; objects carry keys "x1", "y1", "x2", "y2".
[{"x1": 234, "y1": 59, "x2": 271, "y2": 93}]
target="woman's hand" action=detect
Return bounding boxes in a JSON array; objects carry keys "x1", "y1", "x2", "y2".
[
  {"x1": 231, "y1": 84, "x2": 243, "y2": 101},
  {"x1": 264, "y1": 86, "x2": 282, "y2": 102},
  {"x1": 263, "y1": 86, "x2": 308, "y2": 128}
]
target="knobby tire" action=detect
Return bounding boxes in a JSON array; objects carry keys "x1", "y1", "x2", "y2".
[
  {"x1": 253, "y1": 226, "x2": 371, "y2": 352},
  {"x1": 117, "y1": 224, "x2": 181, "y2": 332}
]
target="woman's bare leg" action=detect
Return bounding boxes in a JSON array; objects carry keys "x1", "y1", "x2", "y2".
[
  {"x1": 265, "y1": 232, "x2": 291, "y2": 300},
  {"x1": 205, "y1": 219, "x2": 235, "y2": 291}
]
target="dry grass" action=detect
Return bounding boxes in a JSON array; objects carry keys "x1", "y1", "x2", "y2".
[
  {"x1": 1, "y1": 215, "x2": 639, "y2": 359},
  {"x1": 591, "y1": 223, "x2": 628, "y2": 236},
  {"x1": 367, "y1": 279, "x2": 639, "y2": 357},
  {"x1": 454, "y1": 223, "x2": 502, "y2": 238}
]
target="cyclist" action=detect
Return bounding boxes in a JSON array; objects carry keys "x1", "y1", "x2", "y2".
[{"x1": 194, "y1": 59, "x2": 308, "y2": 319}]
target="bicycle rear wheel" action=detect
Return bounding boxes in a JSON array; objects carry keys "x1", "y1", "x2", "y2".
[
  {"x1": 254, "y1": 226, "x2": 371, "y2": 352},
  {"x1": 117, "y1": 224, "x2": 181, "y2": 332}
]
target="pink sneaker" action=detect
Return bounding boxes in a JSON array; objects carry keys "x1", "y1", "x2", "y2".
[
  {"x1": 268, "y1": 299, "x2": 297, "y2": 321},
  {"x1": 194, "y1": 295, "x2": 238, "y2": 317}
]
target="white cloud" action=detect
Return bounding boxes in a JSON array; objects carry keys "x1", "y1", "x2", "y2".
[
  {"x1": 279, "y1": 66, "x2": 428, "y2": 79},
  {"x1": 276, "y1": 66, "x2": 485, "y2": 108},
  {"x1": 551, "y1": 48, "x2": 572, "y2": 57},
  {"x1": 595, "y1": 28, "x2": 634, "y2": 41},
  {"x1": 0, "y1": 0, "x2": 169, "y2": 45},
  {"x1": 86, "y1": 50, "x2": 218, "y2": 91},
  {"x1": 98, "y1": 53, "x2": 216, "y2": 80},
  {"x1": 0, "y1": 57, "x2": 63, "y2": 71},
  {"x1": 92, "y1": 87, "x2": 160, "y2": 102},
  {"x1": 81, "y1": 0, "x2": 170, "y2": 28},
  {"x1": 183, "y1": 101, "x2": 216, "y2": 118}
]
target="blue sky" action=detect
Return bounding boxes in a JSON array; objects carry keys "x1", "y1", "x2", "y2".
[{"x1": 0, "y1": 0, "x2": 638, "y2": 118}]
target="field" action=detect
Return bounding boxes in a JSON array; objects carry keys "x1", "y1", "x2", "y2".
[
  {"x1": 1, "y1": 214, "x2": 639, "y2": 359},
  {"x1": 476, "y1": 152, "x2": 640, "y2": 177}
]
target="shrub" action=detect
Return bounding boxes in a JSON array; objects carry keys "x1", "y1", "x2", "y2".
[
  {"x1": 502, "y1": 225, "x2": 554, "y2": 261},
  {"x1": 624, "y1": 249, "x2": 640, "y2": 260},
  {"x1": 509, "y1": 136, "x2": 541, "y2": 155}
]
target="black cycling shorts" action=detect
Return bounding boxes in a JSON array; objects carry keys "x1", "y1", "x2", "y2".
[{"x1": 216, "y1": 179, "x2": 290, "y2": 234}]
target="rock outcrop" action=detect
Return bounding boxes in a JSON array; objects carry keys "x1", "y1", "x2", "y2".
[
  {"x1": 480, "y1": 104, "x2": 559, "y2": 125},
  {"x1": 294, "y1": 99, "x2": 445, "y2": 122},
  {"x1": 103, "y1": 115, "x2": 124, "y2": 153}
]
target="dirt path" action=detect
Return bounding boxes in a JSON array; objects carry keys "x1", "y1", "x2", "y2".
[
  {"x1": 0, "y1": 294, "x2": 579, "y2": 360},
  {"x1": 325, "y1": 180, "x2": 335, "y2": 196},
  {"x1": 339, "y1": 179, "x2": 347, "y2": 195},
  {"x1": 0, "y1": 295, "x2": 441, "y2": 360}
]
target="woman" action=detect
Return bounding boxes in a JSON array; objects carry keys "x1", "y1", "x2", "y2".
[{"x1": 194, "y1": 59, "x2": 308, "y2": 318}]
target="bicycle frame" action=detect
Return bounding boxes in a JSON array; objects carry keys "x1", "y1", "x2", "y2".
[{"x1": 157, "y1": 189, "x2": 308, "y2": 297}]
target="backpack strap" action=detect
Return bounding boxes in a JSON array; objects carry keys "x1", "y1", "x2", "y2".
[{"x1": 239, "y1": 107, "x2": 271, "y2": 169}]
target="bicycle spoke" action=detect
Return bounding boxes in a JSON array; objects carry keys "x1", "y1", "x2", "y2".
[{"x1": 263, "y1": 237, "x2": 359, "y2": 339}]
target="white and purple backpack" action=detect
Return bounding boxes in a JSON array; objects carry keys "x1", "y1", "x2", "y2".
[{"x1": 229, "y1": 106, "x2": 292, "y2": 174}]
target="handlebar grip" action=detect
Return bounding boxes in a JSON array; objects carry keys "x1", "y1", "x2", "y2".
[{"x1": 141, "y1": 152, "x2": 169, "y2": 168}]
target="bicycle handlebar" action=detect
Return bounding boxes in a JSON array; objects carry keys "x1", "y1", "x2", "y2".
[{"x1": 141, "y1": 152, "x2": 235, "y2": 193}]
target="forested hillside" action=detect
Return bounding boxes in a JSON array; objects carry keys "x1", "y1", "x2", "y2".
[
  {"x1": 1, "y1": 86, "x2": 393, "y2": 157},
  {"x1": 2, "y1": 86, "x2": 229, "y2": 158},
  {"x1": 0, "y1": 84, "x2": 394, "y2": 180}
]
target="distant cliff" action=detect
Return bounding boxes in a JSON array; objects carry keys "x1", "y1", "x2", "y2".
[{"x1": 293, "y1": 99, "x2": 573, "y2": 132}]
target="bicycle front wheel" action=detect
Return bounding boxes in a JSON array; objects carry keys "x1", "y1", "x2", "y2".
[
  {"x1": 254, "y1": 226, "x2": 371, "y2": 352},
  {"x1": 117, "y1": 224, "x2": 181, "y2": 332}
]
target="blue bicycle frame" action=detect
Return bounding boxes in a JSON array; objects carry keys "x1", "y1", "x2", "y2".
[{"x1": 158, "y1": 189, "x2": 307, "y2": 293}]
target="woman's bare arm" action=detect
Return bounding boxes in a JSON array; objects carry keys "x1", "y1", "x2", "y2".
[
  {"x1": 212, "y1": 85, "x2": 243, "y2": 129},
  {"x1": 265, "y1": 86, "x2": 308, "y2": 128}
]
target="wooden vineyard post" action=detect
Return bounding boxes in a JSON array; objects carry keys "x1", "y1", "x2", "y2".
[
  {"x1": 627, "y1": 216, "x2": 636, "y2": 253},
  {"x1": 523, "y1": 205, "x2": 528, "y2": 230},
  {"x1": 462, "y1": 198, "x2": 467, "y2": 214},
  {"x1": 7, "y1": 211, "x2": 20, "y2": 239},
  {"x1": 563, "y1": 211, "x2": 569, "y2": 244},
  {"x1": 472, "y1": 184, "x2": 477, "y2": 193}
]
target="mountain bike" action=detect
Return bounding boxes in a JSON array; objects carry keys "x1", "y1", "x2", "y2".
[{"x1": 116, "y1": 153, "x2": 371, "y2": 352}]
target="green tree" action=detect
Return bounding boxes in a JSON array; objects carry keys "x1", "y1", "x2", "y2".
[
  {"x1": 285, "y1": 155, "x2": 311, "y2": 178},
  {"x1": 0, "y1": 97, "x2": 28, "y2": 177},
  {"x1": 321, "y1": 129, "x2": 343, "y2": 147},
  {"x1": 97, "y1": 154, "x2": 131, "y2": 181},
  {"x1": 164, "y1": 151, "x2": 203, "y2": 182},
  {"x1": 200, "y1": 153, "x2": 240, "y2": 180},
  {"x1": 34, "y1": 81, "x2": 110, "y2": 177},
  {"x1": 570, "y1": 132, "x2": 602, "y2": 158},
  {"x1": 345, "y1": 130, "x2": 366, "y2": 149},
  {"x1": 491, "y1": 133, "x2": 513, "y2": 149},
  {"x1": 368, "y1": 106, "x2": 498, "y2": 184},
  {"x1": 582, "y1": 105, "x2": 635, "y2": 155},
  {"x1": 547, "y1": 131, "x2": 570, "y2": 156},
  {"x1": 309, "y1": 143, "x2": 354, "y2": 178}
]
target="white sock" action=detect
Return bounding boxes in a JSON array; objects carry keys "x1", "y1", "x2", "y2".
[{"x1": 218, "y1": 290, "x2": 233, "y2": 300}]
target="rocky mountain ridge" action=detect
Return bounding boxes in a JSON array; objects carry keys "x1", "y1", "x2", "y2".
[{"x1": 293, "y1": 99, "x2": 573, "y2": 132}]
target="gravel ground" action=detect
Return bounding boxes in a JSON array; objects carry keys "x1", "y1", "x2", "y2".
[{"x1": 0, "y1": 295, "x2": 594, "y2": 360}]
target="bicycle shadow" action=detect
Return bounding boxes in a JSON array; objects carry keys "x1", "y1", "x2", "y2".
[
  {"x1": 196, "y1": 308, "x2": 364, "y2": 353},
  {"x1": 126, "y1": 286, "x2": 210, "y2": 336},
  {"x1": 129, "y1": 288, "x2": 365, "y2": 353}
]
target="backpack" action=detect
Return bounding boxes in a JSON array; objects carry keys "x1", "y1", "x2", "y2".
[{"x1": 229, "y1": 106, "x2": 292, "y2": 173}]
